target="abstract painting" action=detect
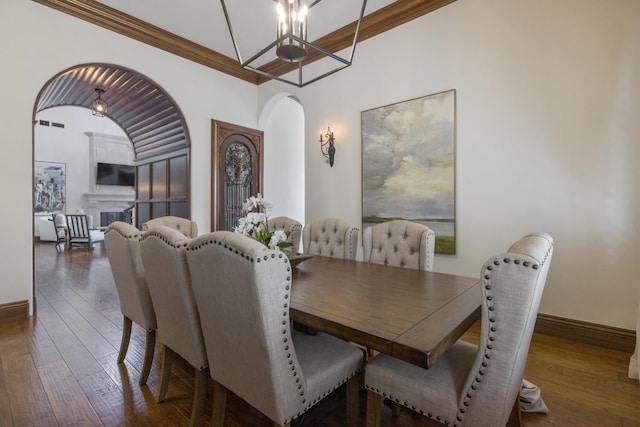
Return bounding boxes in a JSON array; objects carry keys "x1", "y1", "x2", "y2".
[
  {"x1": 361, "y1": 89, "x2": 456, "y2": 254},
  {"x1": 34, "y1": 161, "x2": 66, "y2": 214}
]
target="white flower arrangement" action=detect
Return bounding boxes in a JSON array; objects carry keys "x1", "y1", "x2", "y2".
[{"x1": 234, "y1": 194, "x2": 293, "y2": 254}]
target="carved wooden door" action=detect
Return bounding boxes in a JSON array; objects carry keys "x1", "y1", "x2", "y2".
[{"x1": 211, "y1": 120, "x2": 263, "y2": 231}]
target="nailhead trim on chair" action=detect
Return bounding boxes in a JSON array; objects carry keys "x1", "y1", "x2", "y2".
[
  {"x1": 346, "y1": 227, "x2": 358, "y2": 260},
  {"x1": 453, "y1": 252, "x2": 550, "y2": 427},
  {"x1": 140, "y1": 229, "x2": 190, "y2": 248},
  {"x1": 105, "y1": 224, "x2": 141, "y2": 240},
  {"x1": 364, "y1": 243, "x2": 553, "y2": 427},
  {"x1": 188, "y1": 235, "x2": 362, "y2": 425}
]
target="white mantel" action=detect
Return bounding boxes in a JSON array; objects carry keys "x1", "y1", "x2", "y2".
[{"x1": 84, "y1": 132, "x2": 135, "y2": 227}]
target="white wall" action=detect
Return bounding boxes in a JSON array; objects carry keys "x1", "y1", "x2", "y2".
[
  {"x1": 0, "y1": 0, "x2": 258, "y2": 309},
  {"x1": 3, "y1": 0, "x2": 639, "y2": 331},
  {"x1": 260, "y1": 95, "x2": 305, "y2": 224},
  {"x1": 34, "y1": 106, "x2": 128, "y2": 237},
  {"x1": 258, "y1": 0, "x2": 640, "y2": 330}
]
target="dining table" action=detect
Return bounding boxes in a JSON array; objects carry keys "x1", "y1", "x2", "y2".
[{"x1": 289, "y1": 256, "x2": 482, "y2": 369}]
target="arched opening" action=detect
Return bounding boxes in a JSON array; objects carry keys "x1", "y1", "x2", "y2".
[
  {"x1": 259, "y1": 94, "x2": 305, "y2": 224},
  {"x1": 33, "y1": 63, "x2": 191, "y2": 313}
]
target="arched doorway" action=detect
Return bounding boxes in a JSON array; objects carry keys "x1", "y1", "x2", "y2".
[
  {"x1": 259, "y1": 94, "x2": 305, "y2": 223},
  {"x1": 33, "y1": 63, "x2": 191, "y2": 313},
  {"x1": 34, "y1": 63, "x2": 192, "y2": 228}
]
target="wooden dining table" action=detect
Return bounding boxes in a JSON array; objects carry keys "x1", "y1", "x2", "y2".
[{"x1": 289, "y1": 256, "x2": 482, "y2": 369}]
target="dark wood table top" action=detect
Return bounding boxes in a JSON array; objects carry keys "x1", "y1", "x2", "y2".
[{"x1": 290, "y1": 256, "x2": 481, "y2": 369}]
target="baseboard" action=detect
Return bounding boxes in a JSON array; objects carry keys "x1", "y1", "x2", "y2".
[
  {"x1": 0, "y1": 300, "x2": 29, "y2": 323},
  {"x1": 535, "y1": 313, "x2": 636, "y2": 353}
]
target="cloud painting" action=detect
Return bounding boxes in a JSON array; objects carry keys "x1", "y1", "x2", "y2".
[{"x1": 361, "y1": 90, "x2": 456, "y2": 254}]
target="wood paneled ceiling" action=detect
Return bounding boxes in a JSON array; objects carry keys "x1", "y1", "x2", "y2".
[{"x1": 37, "y1": 64, "x2": 189, "y2": 162}]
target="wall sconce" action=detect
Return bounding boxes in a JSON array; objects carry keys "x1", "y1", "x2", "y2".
[
  {"x1": 319, "y1": 127, "x2": 335, "y2": 167},
  {"x1": 91, "y1": 87, "x2": 108, "y2": 117}
]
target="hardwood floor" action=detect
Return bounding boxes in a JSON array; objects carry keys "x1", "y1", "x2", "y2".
[{"x1": 0, "y1": 240, "x2": 638, "y2": 426}]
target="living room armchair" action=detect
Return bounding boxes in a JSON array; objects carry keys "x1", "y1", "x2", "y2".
[{"x1": 65, "y1": 214, "x2": 104, "y2": 251}]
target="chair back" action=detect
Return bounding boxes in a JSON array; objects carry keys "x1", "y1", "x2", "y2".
[
  {"x1": 104, "y1": 222, "x2": 156, "y2": 331},
  {"x1": 66, "y1": 214, "x2": 91, "y2": 239},
  {"x1": 267, "y1": 216, "x2": 302, "y2": 254},
  {"x1": 142, "y1": 215, "x2": 198, "y2": 238},
  {"x1": 66, "y1": 214, "x2": 104, "y2": 248},
  {"x1": 187, "y1": 231, "x2": 306, "y2": 423},
  {"x1": 53, "y1": 213, "x2": 67, "y2": 229},
  {"x1": 52, "y1": 213, "x2": 66, "y2": 246},
  {"x1": 458, "y1": 232, "x2": 553, "y2": 426},
  {"x1": 363, "y1": 220, "x2": 436, "y2": 271},
  {"x1": 139, "y1": 225, "x2": 207, "y2": 370},
  {"x1": 302, "y1": 217, "x2": 358, "y2": 260}
]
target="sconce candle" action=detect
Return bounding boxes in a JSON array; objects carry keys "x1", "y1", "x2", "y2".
[{"x1": 319, "y1": 127, "x2": 335, "y2": 167}]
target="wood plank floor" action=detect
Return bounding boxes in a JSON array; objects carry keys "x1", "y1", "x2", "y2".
[{"x1": 0, "y1": 240, "x2": 638, "y2": 426}]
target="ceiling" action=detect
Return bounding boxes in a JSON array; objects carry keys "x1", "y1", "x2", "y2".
[
  {"x1": 32, "y1": 0, "x2": 456, "y2": 161},
  {"x1": 33, "y1": 0, "x2": 457, "y2": 85}
]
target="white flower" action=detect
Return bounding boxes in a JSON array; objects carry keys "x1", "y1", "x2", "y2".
[
  {"x1": 235, "y1": 195, "x2": 292, "y2": 255},
  {"x1": 268, "y1": 229, "x2": 288, "y2": 250},
  {"x1": 243, "y1": 193, "x2": 271, "y2": 214},
  {"x1": 234, "y1": 217, "x2": 253, "y2": 236},
  {"x1": 246, "y1": 212, "x2": 266, "y2": 225}
]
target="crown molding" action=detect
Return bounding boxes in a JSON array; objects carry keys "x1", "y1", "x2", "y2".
[
  {"x1": 32, "y1": 0, "x2": 259, "y2": 84},
  {"x1": 33, "y1": 0, "x2": 456, "y2": 86}
]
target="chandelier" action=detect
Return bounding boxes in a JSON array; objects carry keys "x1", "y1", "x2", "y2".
[
  {"x1": 220, "y1": 0, "x2": 367, "y2": 87},
  {"x1": 90, "y1": 88, "x2": 108, "y2": 117}
]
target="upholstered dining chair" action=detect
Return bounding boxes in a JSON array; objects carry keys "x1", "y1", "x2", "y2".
[
  {"x1": 186, "y1": 231, "x2": 364, "y2": 427},
  {"x1": 139, "y1": 226, "x2": 208, "y2": 427},
  {"x1": 302, "y1": 217, "x2": 359, "y2": 260},
  {"x1": 142, "y1": 215, "x2": 198, "y2": 238},
  {"x1": 267, "y1": 216, "x2": 303, "y2": 254},
  {"x1": 365, "y1": 232, "x2": 554, "y2": 427},
  {"x1": 104, "y1": 222, "x2": 156, "y2": 386},
  {"x1": 363, "y1": 220, "x2": 436, "y2": 271}
]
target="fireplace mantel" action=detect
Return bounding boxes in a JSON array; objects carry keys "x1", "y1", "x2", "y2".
[{"x1": 85, "y1": 191, "x2": 134, "y2": 227}]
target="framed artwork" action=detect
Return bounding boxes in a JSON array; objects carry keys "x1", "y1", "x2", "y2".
[
  {"x1": 34, "y1": 161, "x2": 66, "y2": 214},
  {"x1": 361, "y1": 89, "x2": 456, "y2": 254}
]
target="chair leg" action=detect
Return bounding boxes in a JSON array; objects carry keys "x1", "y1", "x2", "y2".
[
  {"x1": 507, "y1": 397, "x2": 521, "y2": 427},
  {"x1": 117, "y1": 317, "x2": 132, "y2": 363},
  {"x1": 139, "y1": 329, "x2": 156, "y2": 386},
  {"x1": 387, "y1": 400, "x2": 401, "y2": 416},
  {"x1": 366, "y1": 390, "x2": 384, "y2": 427},
  {"x1": 211, "y1": 380, "x2": 227, "y2": 427},
  {"x1": 346, "y1": 373, "x2": 361, "y2": 427},
  {"x1": 190, "y1": 368, "x2": 209, "y2": 427},
  {"x1": 157, "y1": 344, "x2": 173, "y2": 402}
]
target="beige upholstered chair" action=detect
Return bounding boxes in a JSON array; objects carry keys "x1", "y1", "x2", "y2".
[
  {"x1": 363, "y1": 220, "x2": 436, "y2": 271},
  {"x1": 365, "y1": 232, "x2": 554, "y2": 427},
  {"x1": 302, "y1": 217, "x2": 359, "y2": 260},
  {"x1": 186, "y1": 231, "x2": 364, "y2": 427},
  {"x1": 142, "y1": 215, "x2": 198, "y2": 238},
  {"x1": 104, "y1": 222, "x2": 156, "y2": 386},
  {"x1": 267, "y1": 216, "x2": 303, "y2": 254},
  {"x1": 139, "y1": 226, "x2": 208, "y2": 427},
  {"x1": 66, "y1": 214, "x2": 104, "y2": 250}
]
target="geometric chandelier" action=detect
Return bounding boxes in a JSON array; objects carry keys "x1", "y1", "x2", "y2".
[{"x1": 220, "y1": 0, "x2": 368, "y2": 88}]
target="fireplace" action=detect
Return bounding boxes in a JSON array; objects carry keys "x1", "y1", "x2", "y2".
[
  {"x1": 101, "y1": 211, "x2": 125, "y2": 228},
  {"x1": 84, "y1": 193, "x2": 135, "y2": 228}
]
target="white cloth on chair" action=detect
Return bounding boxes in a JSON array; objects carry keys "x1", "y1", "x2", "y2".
[{"x1": 520, "y1": 379, "x2": 548, "y2": 413}]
